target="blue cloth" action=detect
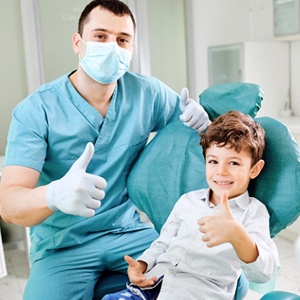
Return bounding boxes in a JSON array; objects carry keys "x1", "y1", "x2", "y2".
[
  {"x1": 5, "y1": 71, "x2": 180, "y2": 264},
  {"x1": 4, "y1": 70, "x2": 179, "y2": 298},
  {"x1": 235, "y1": 273, "x2": 249, "y2": 300},
  {"x1": 102, "y1": 276, "x2": 163, "y2": 300},
  {"x1": 23, "y1": 227, "x2": 158, "y2": 300}
]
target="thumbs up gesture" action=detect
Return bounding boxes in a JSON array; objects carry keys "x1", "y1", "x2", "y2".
[
  {"x1": 46, "y1": 142, "x2": 107, "y2": 217},
  {"x1": 198, "y1": 192, "x2": 236, "y2": 247},
  {"x1": 179, "y1": 87, "x2": 211, "y2": 133}
]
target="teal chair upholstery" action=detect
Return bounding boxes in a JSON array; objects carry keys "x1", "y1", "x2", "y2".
[
  {"x1": 261, "y1": 291, "x2": 300, "y2": 300},
  {"x1": 127, "y1": 83, "x2": 300, "y2": 299}
]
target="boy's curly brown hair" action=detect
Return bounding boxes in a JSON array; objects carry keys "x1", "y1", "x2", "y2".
[{"x1": 200, "y1": 110, "x2": 265, "y2": 166}]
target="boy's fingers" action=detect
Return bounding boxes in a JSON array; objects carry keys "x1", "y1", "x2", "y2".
[
  {"x1": 124, "y1": 255, "x2": 138, "y2": 267},
  {"x1": 220, "y1": 191, "x2": 230, "y2": 211}
]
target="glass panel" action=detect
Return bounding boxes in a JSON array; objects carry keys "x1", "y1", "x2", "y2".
[
  {"x1": 274, "y1": 0, "x2": 300, "y2": 37},
  {"x1": 208, "y1": 44, "x2": 243, "y2": 87}
]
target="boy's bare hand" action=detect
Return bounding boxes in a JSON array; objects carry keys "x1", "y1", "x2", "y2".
[{"x1": 124, "y1": 255, "x2": 157, "y2": 287}]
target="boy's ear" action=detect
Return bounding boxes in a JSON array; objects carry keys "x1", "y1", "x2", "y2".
[{"x1": 250, "y1": 159, "x2": 265, "y2": 179}]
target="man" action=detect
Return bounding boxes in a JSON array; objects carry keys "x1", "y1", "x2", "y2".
[{"x1": 0, "y1": 1, "x2": 209, "y2": 299}]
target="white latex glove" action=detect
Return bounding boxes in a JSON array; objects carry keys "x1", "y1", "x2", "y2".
[
  {"x1": 46, "y1": 142, "x2": 107, "y2": 217},
  {"x1": 179, "y1": 87, "x2": 211, "y2": 133}
]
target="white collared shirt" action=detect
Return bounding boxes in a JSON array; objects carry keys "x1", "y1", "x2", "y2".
[{"x1": 138, "y1": 189, "x2": 279, "y2": 300}]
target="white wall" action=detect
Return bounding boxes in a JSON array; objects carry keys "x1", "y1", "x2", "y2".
[
  {"x1": 185, "y1": 0, "x2": 300, "y2": 117},
  {"x1": 39, "y1": 0, "x2": 87, "y2": 82},
  {"x1": 147, "y1": 0, "x2": 187, "y2": 94},
  {"x1": 185, "y1": 0, "x2": 252, "y2": 99},
  {"x1": 0, "y1": 0, "x2": 28, "y2": 155},
  {"x1": 292, "y1": 41, "x2": 300, "y2": 114}
]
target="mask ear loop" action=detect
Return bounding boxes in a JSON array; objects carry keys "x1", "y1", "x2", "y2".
[
  {"x1": 79, "y1": 36, "x2": 87, "y2": 45},
  {"x1": 78, "y1": 36, "x2": 86, "y2": 61}
]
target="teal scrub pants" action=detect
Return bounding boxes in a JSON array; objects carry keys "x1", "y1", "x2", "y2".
[{"x1": 23, "y1": 227, "x2": 158, "y2": 300}]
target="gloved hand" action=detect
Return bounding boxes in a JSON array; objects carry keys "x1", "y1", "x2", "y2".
[
  {"x1": 46, "y1": 142, "x2": 107, "y2": 217},
  {"x1": 179, "y1": 87, "x2": 211, "y2": 133}
]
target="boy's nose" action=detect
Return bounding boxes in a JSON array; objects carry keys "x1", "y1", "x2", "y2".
[{"x1": 216, "y1": 164, "x2": 227, "y2": 175}]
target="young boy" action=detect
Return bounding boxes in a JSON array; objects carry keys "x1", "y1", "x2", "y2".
[{"x1": 103, "y1": 110, "x2": 279, "y2": 300}]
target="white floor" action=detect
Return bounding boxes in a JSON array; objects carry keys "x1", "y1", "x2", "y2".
[{"x1": 0, "y1": 235, "x2": 299, "y2": 300}]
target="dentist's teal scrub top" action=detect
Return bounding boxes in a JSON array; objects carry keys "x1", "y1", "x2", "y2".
[{"x1": 4, "y1": 71, "x2": 181, "y2": 264}]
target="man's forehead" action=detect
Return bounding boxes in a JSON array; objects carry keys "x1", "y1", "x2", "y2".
[{"x1": 83, "y1": 7, "x2": 134, "y2": 35}]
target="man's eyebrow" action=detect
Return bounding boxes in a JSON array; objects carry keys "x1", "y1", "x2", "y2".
[{"x1": 92, "y1": 28, "x2": 133, "y2": 38}]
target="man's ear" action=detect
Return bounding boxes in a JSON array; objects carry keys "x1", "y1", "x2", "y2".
[
  {"x1": 250, "y1": 159, "x2": 265, "y2": 179},
  {"x1": 72, "y1": 32, "x2": 81, "y2": 54}
]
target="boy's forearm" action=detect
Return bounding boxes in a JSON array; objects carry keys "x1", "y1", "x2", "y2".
[{"x1": 230, "y1": 223, "x2": 259, "y2": 263}]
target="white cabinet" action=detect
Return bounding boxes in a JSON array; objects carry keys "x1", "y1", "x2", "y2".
[{"x1": 208, "y1": 41, "x2": 289, "y2": 118}]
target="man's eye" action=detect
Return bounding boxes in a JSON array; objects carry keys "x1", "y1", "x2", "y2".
[
  {"x1": 118, "y1": 38, "x2": 128, "y2": 44},
  {"x1": 95, "y1": 35, "x2": 105, "y2": 40}
]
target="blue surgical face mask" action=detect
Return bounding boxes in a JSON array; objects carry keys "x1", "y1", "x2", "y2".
[{"x1": 79, "y1": 39, "x2": 132, "y2": 84}]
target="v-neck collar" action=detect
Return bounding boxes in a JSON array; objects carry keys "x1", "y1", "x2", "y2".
[{"x1": 66, "y1": 77, "x2": 118, "y2": 132}]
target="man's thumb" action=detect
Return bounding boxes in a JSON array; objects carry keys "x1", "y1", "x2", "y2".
[
  {"x1": 180, "y1": 87, "x2": 189, "y2": 111},
  {"x1": 73, "y1": 142, "x2": 94, "y2": 171}
]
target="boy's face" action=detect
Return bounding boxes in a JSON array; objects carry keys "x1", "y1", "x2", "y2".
[{"x1": 205, "y1": 144, "x2": 263, "y2": 205}]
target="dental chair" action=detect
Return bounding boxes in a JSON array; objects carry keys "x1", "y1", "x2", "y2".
[{"x1": 126, "y1": 83, "x2": 300, "y2": 300}]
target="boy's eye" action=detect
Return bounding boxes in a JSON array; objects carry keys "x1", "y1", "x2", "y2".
[
  {"x1": 207, "y1": 159, "x2": 218, "y2": 164},
  {"x1": 229, "y1": 161, "x2": 240, "y2": 166}
]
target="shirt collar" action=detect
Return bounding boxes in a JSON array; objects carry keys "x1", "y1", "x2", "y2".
[{"x1": 202, "y1": 188, "x2": 250, "y2": 209}]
